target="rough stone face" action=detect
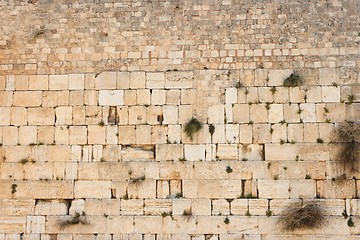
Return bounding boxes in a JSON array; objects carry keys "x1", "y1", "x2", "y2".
[{"x1": 0, "y1": 0, "x2": 359, "y2": 238}]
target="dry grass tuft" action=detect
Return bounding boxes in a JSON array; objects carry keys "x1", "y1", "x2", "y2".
[{"x1": 279, "y1": 202, "x2": 325, "y2": 231}]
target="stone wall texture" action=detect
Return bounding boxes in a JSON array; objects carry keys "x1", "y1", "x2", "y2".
[{"x1": 0, "y1": 0, "x2": 360, "y2": 239}]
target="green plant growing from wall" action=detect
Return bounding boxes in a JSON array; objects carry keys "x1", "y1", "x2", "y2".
[
  {"x1": 347, "y1": 94, "x2": 356, "y2": 104},
  {"x1": 224, "y1": 217, "x2": 230, "y2": 224},
  {"x1": 283, "y1": 73, "x2": 302, "y2": 87},
  {"x1": 208, "y1": 124, "x2": 215, "y2": 137},
  {"x1": 11, "y1": 183, "x2": 17, "y2": 194},
  {"x1": 59, "y1": 212, "x2": 89, "y2": 229},
  {"x1": 226, "y1": 166, "x2": 233, "y2": 173},
  {"x1": 279, "y1": 202, "x2": 325, "y2": 231},
  {"x1": 184, "y1": 117, "x2": 203, "y2": 140}
]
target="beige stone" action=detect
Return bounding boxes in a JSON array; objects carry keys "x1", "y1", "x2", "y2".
[
  {"x1": 13, "y1": 91, "x2": 42, "y2": 107},
  {"x1": 35, "y1": 200, "x2": 68, "y2": 216},
  {"x1": 74, "y1": 181, "x2": 111, "y2": 198},
  {"x1": 216, "y1": 144, "x2": 238, "y2": 160},
  {"x1": 322, "y1": 86, "x2": 340, "y2": 102},
  {"x1": 28, "y1": 108, "x2": 55, "y2": 125},
  {"x1": 99, "y1": 90, "x2": 124, "y2": 106},
  {"x1": 28, "y1": 75, "x2": 48, "y2": 90},
  {"x1": 156, "y1": 144, "x2": 183, "y2": 161},
  {"x1": 49, "y1": 75, "x2": 68, "y2": 90},
  {"x1": 208, "y1": 105, "x2": 224, "y2": 124},
  {"x1": 258, "y1": 180, "x2": 290, "y2": 198},
  {"x1": 128, "y1": 106, "x2": 146, "y2": 124},
  {"x1": 268, "y1": 69, "x2": 293, "y2": 86},
  {"x1": 95, "y1": 72, "x2": 117, "y2": 89},
  {"x1": 184, "y1": 144, "x2": 205, "y2": 161},
  {"x1": 146, "y1": 72, "x2": 165, "y2": 89},
  {"x1": 130, "y1": 72, "x2": 146, "y2": 89},
  {"x1": 117, "y1": 72, "x2": 130, "y2": 89},
  {"x1": 151, "y1": 90, "x2": 166, "y2": 105}
]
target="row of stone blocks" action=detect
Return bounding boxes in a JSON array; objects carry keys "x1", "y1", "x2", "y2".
[
  {"x1": 0, "y1": 102, "x2": 351, "y2": 127},
  {"x1": 1, "y1": 233, "x2": 360, "y2": 240},
  {"x1": 0, "y1": 177, "x2": 357, "y2": 199},
  {"x1": 2, "y1": 213, "x2": 360, "y2": 235},
  {"x1": 1, "y1": 69, "x2": 359, "y2": 90},
  {"x1": 0, "y1": 142, "x2": 349, "y2": 162}
]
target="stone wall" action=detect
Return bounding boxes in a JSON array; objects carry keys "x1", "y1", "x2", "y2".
[{"x1": 0, "y1": 0, "x2": 360, "y2": 239}]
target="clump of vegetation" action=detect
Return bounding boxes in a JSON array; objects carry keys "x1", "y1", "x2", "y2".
[
  {"x1": 270, "y1": 86, "x2": 277, "y2": 94},
  {"x1": 59, "y1": 212, "x2": 88, "y2": 229},
  {"x1": 161, "y1": 212, "x2": 172, "y2": 217},
  {"x1": 208, "y1": 124, "x2": 215, "y2": 136},
  {"x1": 175, "y1": 192, "x2": 183, "y2": 198},
  {"x1": 347, "y1": 94, "x2": 356, "y2": 104},
  {"x1": 11, "y1": 183, "x2": 17, "y2": 194},
  {"x1": 266, "y1": 209, "x2": 272, "y2": 217},
  {"x1": 317, "y1": 138, "x2": 324, "y2": 144},
  {"x1": 235, "y1": 82, "x2": 243, "y2": 89},
  {"x1": 279, "y1": 202, "x2": 325, "y2": 231},
  {"x1": 226, "y1": 166, "x2": 233, "y2": 173},
  {"x1": 98, "y1": 120, "x2": 105, "y2": 127},
  {"x1": 283, "y1": 73, "x2": 302, "y2": 87},
  {"x1": 336, "y1": 122, "x2": 360, "y2": 171},
  {"x1": 224, "y1": 217, "x2": 230, "y2": 224},
  {"x1": 348, "y1": 217, "x2": 355, "y2": 227},
  {"x1": 19, "y1": 158, "x2": 28, "y2": 165},
  {"x1": 130, "y1": 175, "x2": 145, "y2": 184},
  {"x1": 183, "y1": 209, "x2": 192, "y2": 216},
  {"x1": 184, "y1": 117, "x2": 203, "y2": 140}
]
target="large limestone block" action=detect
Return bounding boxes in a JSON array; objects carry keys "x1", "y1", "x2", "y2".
[
  {"x1": 208, "y1": 105, "x2": 224, "y2": 124},
  {"x1": 156, "y1": 144, "x2": 183, "y2": 161},
  {"x1": 172, "y1": 199, "x2": 191, "y2": 215},
  {"x1": 130, "y1": 72, "x2": 146, "y2": 89},
  {"x1": 49, "y1": 75, "x2": 68, "y2": 90},
  {"x1": 151, "y1": 90, "x2": 166, "y2": 105},
  {"x1": 162, "y1": 216, "x2": 197, "y2": 234},
  {"x1": 121, "y1": 145, "x2": 154, "y2": 161},
  {"x1": 11, "y1": 107, "x2": 27, "y2": 126},
  {"x1": 133, "y1": 216, "x2": 162, "y2": 234},
  {"x1": 74, "y1": 181, "x2": 111, "y2": 198},
  {"x1": 239, "y1": 144, "x2": 264, "y2": 161},
  {"x1": 68, "y1": 74, "x2": 85, "y2": 90},
  {"x1": 13, "y1": 91, "x2": 42, "y2": 107},
  {"x1": 217, "y1": 144, "x2": 238, "y2": 160},
  {"x1": 28, "y1": 75, "x2": 48, "y2": 90},
  {"x1": 163, "y1": 105, "x2": 178, "y2": 124},
  {"x1": 55, "y1": 107, "x2": 72, "y2": 125},
  {"x1": 69, "y1": 126, "x2": 87, "y2": 145},
  {"x1": 28, "y1": 108, "x2": 55, "y2": 125},
  {"x1": 23, "y1": 162, "x2": 53, "y2": 180},
  {"x1": 146, "y1": 72, "x2": 165, "y2": 89},
  {"x1": 35, "y1": 200, "x2": 67, "y2": 215},
  {"x1": 298, "y1": 144, "x2": 330, "y2": 161},
  {"x1": 0, "y1": 107, "x2": 11, "y2": 126},
  {"x1": 212, "y1": 199, "x2": 230, "y2": 215},
  {"x1": 18, "y1": 126, "x2": 37, "y2": 145},
  {"x1": 165, "y1": 71, "x2": 193, "y2": 89},
  {"x1": 14, "y1": 180, "x2": 73, "y2": 199},
  {"x1": 289, "y1": 180, "x2": 316, "y2": 199},
  {"x1": 26, "y1": 216, "x2": 45, "y2": 234},
  {"x1": 99, "y1": 90, "x2": 124, "y2": 106},
  {"x1": 317, "y1": 180, "x2": 355, "y2": 199},
  {"x1": 117, "y1": 72, "x2": 130, "y2": 89},
  {"x1": 107, "y1": 216, "x2": 134, "y2": 234},
  {"x1": 268, "y1": 104, "x2": 283, "y2": 123},
  {"x1": 0, "y1": 216, "x2": 26, "y2": 233},
  {"x1": 319, "y1": 68, "x2": 340, "y2": 85},
  {"x1": 95, "y1": 72, "x2": 117, "y2": 90},
  {"x1": 249, "y1": 199, "x2": 268, "y2": 216},
  {"x1": 128, "y1": 180, "x2": 156, "y2": 199},
  {"x1": 322, "y1": 86, "x2": 340, "y2": 102},
  {"x1": 299, "y1": 103, "x2": 316, "y2": 122},
  {"x1": 0, "y1": 199, "x2": 35, "y2": 215},
  {"x1": 265, "y1": 144, "x2": 298, "y2": 161},
  {"x1": 184, "y1": 145, "x2": 205, "y2": 161},
  {"x1": 250, "y1": 104, "x2": 268, "y2": 123},
  {"x1": 144, "y1": 199, "x2": 172, "y2": 215},
  {"x1": 268, "y1": 69, "x2": 293, "y2": 86},
  {"x1": 194, "y1": 216, "x2": 227, "y2": 234},
  {"x1": 230, "y1": 199, "x2": 248, "y2": 215},
  {"x1": 88, "y1": 125, "x2": 106, "y2": 145},
  {"x1": 258, "y1": 180, "x2": 290, "y2": 198},
  {"x1": 225, "y1": 88, "x2": 237, "y2": 104},
  {"x1": 225, "y1": 124, "x2": 239, "y2": 143},
  {"x1": 121, "y1": 199, "x2": 143, "y2": 215}
]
